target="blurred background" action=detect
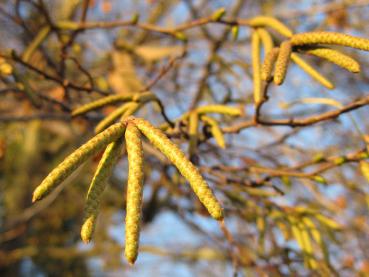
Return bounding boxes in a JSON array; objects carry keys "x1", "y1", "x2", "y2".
[{"x1": 1, "y1": 0, "x2": 369, "y2": 276}]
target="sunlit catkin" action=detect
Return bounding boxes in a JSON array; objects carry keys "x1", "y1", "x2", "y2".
[
  {"x1": 252, "y1": 30, "x2": 262, "y2": 104},
  {"x1": 257, "y1": 28, "x2": 274, "y2": 55},
  {"x1": 305, "y1": 48, "x2": 360, "y2": 73},
  {"x1": 95, "y1": 102, "x2": 143, "y2": 134},
  {"x1": 133, "y1": 117, "x2": 223, "y2": 220},
  {"x1": 201, "y1": 116, "x2": 225, "y2": 149},
  {"x1": 120, "y1": 102, "x2": 143, "y2": 121},
  {"x1": 124, "y1": 123, "x2": 144, "y2": 265},
  {"x1": 261, "y1": 48, "x2": 279, "y2": 81},
  {"x1": 80, "y1": 140, "x2": 122, "y2": 243},
  {"x1": 274, "y1": 41, "x2": 292, "y2": 85},
  {"x1": 72, "y1": 91, "x2": 152, "y2": 117},
  {"x1": 291, "y1": 32, "x2": 369, "y2": 51},
  {"x1": 247, "y1": 16, "x2": 293, "y2": 38},
  {"x1": 196, "y1": 105, "x2": 242, "y2": 116},
  {"x1": 291, "y1": 53, "x2": 335, "y2": 89},
  {"x1": 72, "y1": 95, "x2": 132, "y2": 117},
  {"x1": 32, "y1": 123, "x2": 126, "y2": 202},
  {"x1": 95, "y1": 103, "x2": 130, "y2": 134},
  {"x1": 188, "y1": 111, "x2": 199, "y2": 157}
]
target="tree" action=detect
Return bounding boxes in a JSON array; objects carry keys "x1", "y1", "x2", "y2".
[{"x1": 1, "y1": 0, "x2": 369, "y2": 276}]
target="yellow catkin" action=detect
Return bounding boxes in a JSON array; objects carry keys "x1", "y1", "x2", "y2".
[
  {"x1": 124, "y1": 123, "x2": 144, "y2": 265},
  {"x1": 120, "y1": 102, "x2": 143, "y2": 121},
  {"x1": 261, "y1": 48, "x2": 280, "y2": 81},
  {"x1": 95, "y1": 102, "x2": 143, "y2": 134},
  {"x1": 211, "y1": 7, "x2": 226, "y2": 21},
  {"x1": 290, "y1": 32, "x2": 369, "y2": 51},
  {"x1": 188, "y1": 111, "x2": 199, "y2": 157},
  {"x1": 291, "y1": 53, "x2": 335, "y2": 89},
  {"x1": 71, "y1": 91, "x2": 152, "y2": 117},
  {"x1": 132, "y1": 92, "x2": 157, "y2": 103},
  {"x1": 132, "y1": 117, "x2": 223, "y2": 220},
  {"x1": 257, "y1": 28, "x2": 274, "y2": 55},
  {"x1": 32, "y1": 122, "x2": 126, "y2": 202},
  {"x1": 252, "y1": 30, "x2": 262, "y2": 104},
  {"x1": 196, "y1": 105, "x2": 242, "y2": 116},
  {"x1": 95, "y1": 103, "x2": 131, "y2": 134},
  {"x1": 247, "y1": 16, "x2": 293, "y2": 38},
  {"x1": 22, "y1": 26, "x2": 51, "y2": 62},
  {"x1": 80, "y1": 140, "x2": 122, "y2": 243},
  {"x1": 231, "y1": 25, "x2": 239, "y2": 41},
  {"x1": 274, "y1": 40, "x2": 292, "y2": 85},
  {"x1": 305, "y1": 48, "x2": 360, "y2": 73},
  {"x1": 201, "y1": 115, "x2": 225, "y2": 149}
]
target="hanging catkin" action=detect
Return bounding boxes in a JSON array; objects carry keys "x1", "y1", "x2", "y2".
[
  {"x1": 188, "y1": 111, "x2": 199, "y2": 157},
  {"x1": 274, "y1": 40, "x2": 292, "y2": 85},
  {"x1": 257, "y1": 28, "x2": 274, "y2": 55},
  {"x1": 95, "y1": 103, "x2": 131, "y2": 134},
  {"x1": 201, "y1": 115, "x2": 225, "y2": 149},
  {"x1": 120, "y1": 102, "x2": 143, "y2": 121},
  {"x1": 290, "y1": 32, "x2": 369, "y2": 51},
  {"x1": 132, "y1": 117, "x2": 223, "y2": 220},
  {"x1": 124, "y1": 123, "x2": 144, "y2": 265},
  {"x1": 252, "y1": 30, "x2": 262, "y2": 104},
  {"x1": 95, "y1": 102, "x2": 143, "y2": 134},
  {"x1": 247, "y1": 16, "x2": 293, "y2": 38},
  {"x1": 72, "y1": 95, "x2": 133, "y2": 117},
  {"x1": 80, "y1": 140, "x2": 122, "y2": 243},
  {"x1": 261, "y1": 48, "x2": 280, "y2": 81},
  {"x1": 32, "y1": 122, "x2": 126, "y2": 202},
  {"x1": 72, "y1": 91, "x2": 153, "y2": 117},
  {"x1": 291, "y1": 53, "x2": 335, "y2": 89},
  {"x1": 305, "y1": 48, "x2": 360, "y2": 73},
  {"x1": 196, "y1": 105, "x2": 242, "y2": 116}
]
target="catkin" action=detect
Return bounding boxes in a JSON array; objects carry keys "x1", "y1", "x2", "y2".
[
  {"x1": 211, "y1": 7, "x2": 226, "y2": 21},
  {"x1": 257, "y1": 28, "x2": 274, "y2": 55},
  {"x1": 132, "y1": 92, "x2": 157, "y2": 103},
  {"x1": 22, "y1": 26, "x2": 51, "y2": 62},
  {"x1": 95, "y1": 102, "x2": 143, "y2": 134},
  {"x1": 305, "y1": 48, "x2": 360, "y2": 73},
  {"x1": 32, "y1": 122, "x2": 126, "y2": 202},
  {"x1": 133, "y1": 117, "x2": 223, "y2": 220},
  {"x1": 201, "y1": 116, "x2": 225, "y2": 149},
  {"x1": 274, "y1": 41, "x2": 292, "y2": 85},
  {"x1": 80, "y1": 140, "x2": 122, "y2": 243},
  {"x1": 196, "y1": 105, "x2": 242, "y2": 116},
  {"x1": 291, "y1": 32, "x2": 369, "y2": 51},
  {"x1": 252, "y1": 30, "x2": 262, "y2": 104},
  {"x1": 247, "y1": 16, "x2": 293, "y2": 38},
  {"x1": 72, "y1": 95, "x2": 133, "y2": 117},
  {"x1": 231, "y1": 25, "x2": 239, "y2": 41},
  {"x1": 72, "y1": 91, "x2": 152, "y2": 117},
  {"x1": 188, "y1": 111, "x2": 199, "y2": 156},
  {"x1": 124, "y1": 123, "x2": 144, "y2": 265},
  {"x1": 120, "y1": 102, "x2": 143, "y2": 121},
  {"x1": 261, "y1": 48, "x2": 280, "y2": 81},
  {"x1": 291, "y1": 53, "x2": 335, "y2": 89},
  {"x1": 95, "y1": 103, "x2": 131, "y2": 134}
]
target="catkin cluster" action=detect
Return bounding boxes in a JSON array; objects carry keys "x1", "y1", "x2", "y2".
[
  {"x1": 32, "y1": 116, "x2": 224, "y2": 265},
  {"x1": 260, "y1": 31, "x2": 369, "y2": 88},
  {"x1": 32, "y1": 122, "x2": 126, "y2": 202},
  {"x1": 250, "y1": 27, "x2": 276, "y2": 103},
  {"x1": 132, "y1": 117, "x2": 224, "y2": 221},
  {"x1": 177, "y1": 105, "x2": 242, "y2": 152}
]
